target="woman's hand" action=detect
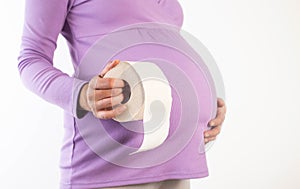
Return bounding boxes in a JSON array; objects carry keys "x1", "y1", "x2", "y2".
[
  {"x1": 79, "y1": 60, "x2": 127, "y2": 119},
  {"x1": 204, "y1": 98, "x2": 226, "y2": 144}
]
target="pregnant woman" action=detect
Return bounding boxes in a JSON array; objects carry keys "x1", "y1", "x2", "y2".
[{"x1": 18, "y1": 0, "x2": 226, "y2": 188}]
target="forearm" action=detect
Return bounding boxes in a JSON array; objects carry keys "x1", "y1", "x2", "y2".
[{"x1": 17, "y1": 0, "x2": 87, "y2": 118}]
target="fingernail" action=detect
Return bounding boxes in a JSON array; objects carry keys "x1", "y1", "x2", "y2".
[
  {"x1": 205, "y1": 133, "x2": 210, "y2": 137},
  {"x1": 204, "y1": 138, "x2": 209, "y2": 143},
  {"x1": 112, "y1": 59, "x2": 120, "y2": 64},
  {"x1": 209, "y1": 121, "x2": 215, "y2": 126}
]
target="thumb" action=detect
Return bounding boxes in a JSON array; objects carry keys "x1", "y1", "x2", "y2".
[{"x1": 99, "y1": 59, "x2": 120, "y2": 77}]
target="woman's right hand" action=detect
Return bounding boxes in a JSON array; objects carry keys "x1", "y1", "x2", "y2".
[{"x1": 78, "y1": 60, "x2": 127, "y2": 119}]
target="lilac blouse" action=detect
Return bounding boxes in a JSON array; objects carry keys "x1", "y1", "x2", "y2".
[{"x1": 18, "y1": 1, "x2": 216, "y2": 188}]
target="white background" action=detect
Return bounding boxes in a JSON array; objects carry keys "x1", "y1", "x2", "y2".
[{"x1": 0, "y1": 0, "x2": 299, "y2": 188}]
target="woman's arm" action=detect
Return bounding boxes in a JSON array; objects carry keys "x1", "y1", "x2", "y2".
[{"x1": 17, "y1": 0, "x2": 87, "y2": 118}]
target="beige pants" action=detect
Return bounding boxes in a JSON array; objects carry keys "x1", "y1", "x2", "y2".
[{"x1": 99, "y1": 179, "x2": 190, "y2": 189}]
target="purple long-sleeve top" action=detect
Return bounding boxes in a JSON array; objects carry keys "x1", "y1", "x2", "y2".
[{"x1": 18, "y1": 0, "x2": 217, "y2": 188}]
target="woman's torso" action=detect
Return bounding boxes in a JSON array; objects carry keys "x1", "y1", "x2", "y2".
[{"x1": 59, "y1": 1, "x2": 216, "y2": 188}]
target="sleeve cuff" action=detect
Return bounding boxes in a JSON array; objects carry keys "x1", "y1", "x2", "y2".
[{"x1": 72, "y1": 78, "x2": 89, "y2": 119}]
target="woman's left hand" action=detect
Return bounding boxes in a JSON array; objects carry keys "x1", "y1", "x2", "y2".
[{"x1": 204, "y1": 98, "x2": 226, "y2": 144}]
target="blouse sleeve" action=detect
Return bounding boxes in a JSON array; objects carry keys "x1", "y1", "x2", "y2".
[{"x1": 17, "y1": 0, "x2": 88, "y2": 119}]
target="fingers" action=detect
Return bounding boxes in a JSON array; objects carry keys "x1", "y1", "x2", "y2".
[
  {"x1": 204, "y1": 125, "x2": 221, "y2": 144},
  {"x1": 92, "y1": 88, "x2": 123, "y2": 101},
  {"x1": 208, "y1": 98, "x2": 226, "y2": 127},
  {"x1": 90, "y1": 77, "x2": 125, "y2": 89},
  {"x1": 94, "y1": 105, "x2": 127, "y2": 119},
  {"x1": 88, "y1": 94, "x2": 126, "y2": 119},
  {"x1": 209, "y1": 107, "x2": 226, "y2": 127},
  {"x1": 203, "y1": 98, "x2": 227, "y2": 143},
  {"x1": 205, "y1": 136, "x2": 216, "y2": 144},
  {"x1": 204, "y1": 125, "x2": 221, "y2": 138},
  {"x1": 95, "y1": 94, "x2": 124, "y2": 110},
  {"x1": 87, "y1": 88, "x2": 125, "y2": 115},
  {"x1": 84, "y1": 60, "x2": 129, "y2": 119}
]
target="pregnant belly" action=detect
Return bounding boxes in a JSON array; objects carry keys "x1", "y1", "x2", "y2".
[{"x1": 75, "y1": 24, "x2": 217, "y2": 167}]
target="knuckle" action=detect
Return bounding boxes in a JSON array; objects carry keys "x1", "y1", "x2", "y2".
[
  {"x1": 96, "y1": 78, "x2": 104, "y2": 88},
  {"x1": 99, "y1": 99, "x2": 112, "y2": 109},
  {"x1": 108, "y1": 78, "x2": 114, "y2": 88},
  {"x1": 96, "y1": 100, "x2": 103, "y2": 109},
  {"x1": 97, "y1": 90, "x2": 105, "y2": 98},
  {"x1": 105, "y1": 99, "x2": 113, "y2": 107},
  {"x1": 102, "y1": 90, "x2": 110, "y2": 97}
]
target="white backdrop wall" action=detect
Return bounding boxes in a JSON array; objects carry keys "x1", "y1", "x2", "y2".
[{"x1": 0, "y1": 0, "x2": 299, "y2": 188}]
